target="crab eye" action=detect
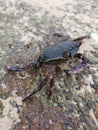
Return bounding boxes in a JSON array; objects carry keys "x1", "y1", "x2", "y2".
[{"x1": 63, "y1": 52, "x2": 70, "y2": 58}]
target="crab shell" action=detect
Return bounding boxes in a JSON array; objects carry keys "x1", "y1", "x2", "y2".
[{"x1": 40, "y1": 41, "x2": 82, "y2": 64}]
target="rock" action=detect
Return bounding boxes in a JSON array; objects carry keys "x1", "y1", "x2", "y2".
[
  {"x1": 0, "y1": 0, "x2": 98, "y2": 129},
  {"x1": 91, "y1": 33, "x2": 98, "y2": 44}
]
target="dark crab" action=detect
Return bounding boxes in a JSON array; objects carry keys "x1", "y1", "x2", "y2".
[{"x1": 6, "y1": 33, "x2": 90, "y2": 101}]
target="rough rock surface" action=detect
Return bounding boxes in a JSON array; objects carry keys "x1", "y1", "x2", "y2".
[{"x1": 0, "y1": 0, "x2": 98, "y2": 129}]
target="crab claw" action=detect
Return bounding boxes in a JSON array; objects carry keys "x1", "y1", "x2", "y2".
[
  {"x1": 68, "y1": 53, "x2": 88, "y2": 74},
  {"x1": 69, "y1": 63, "x2": 87, "y2": 74}
]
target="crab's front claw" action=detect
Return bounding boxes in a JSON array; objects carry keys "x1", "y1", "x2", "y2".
[
  {"x1": 69, "y1": 63, "x2": 87, "y2": 74},
  {"x1": 64, "y1": 53, "x2": 88, "y2": 74},
  {"x1": 68, "y1": 53, "x2": 88, "y2": 74}
]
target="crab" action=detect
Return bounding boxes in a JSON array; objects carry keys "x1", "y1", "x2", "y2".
[{"x1": 6, "y1": 33, "x2": 90, "y2": 101}]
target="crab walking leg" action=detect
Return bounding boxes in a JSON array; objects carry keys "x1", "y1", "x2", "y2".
[
  {"x1": 69, "y1": 53, "x2": 87, "y2": 74},
  {"x1": 72, "y1": 35, "x2": 90, "y2": 42},
  {"x1": 49, "y1": 76, "x2": 55, "y2": 96},
  {"x1": 22, "y1": 75, "x2": 49, "y2": 101},
  {"x1": 6, "y1": 54, "x2": 41, "y2": 72},
  {"x1": 6, "y1": 62, "x2": 34, "y2": 72},
  {"x1": 47, "y1": 65, "x2": 56, "y2": 97}
]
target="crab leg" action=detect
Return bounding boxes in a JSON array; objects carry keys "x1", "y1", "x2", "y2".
[
  {"x1": 22, "y1": 75, "x2": 49, "y2": 101},
  {"x1": 49, "y1": 74, "x2": 55, "y2": 97},
  {"x1": 6, "y1": 54, "x2": 41, "y2": 72},
  {"x1": 72, "y1": 35, "x2": 90, "y2": 42},
  {"x1": 49, "y1": 76, "x2": 55, "y2": 96},
  {"x1": 6, "y1": 62, "x2": 34, "y2": 72},
  {"x1": 48, "y1": 65, "x2": 56, "y2": 97}
]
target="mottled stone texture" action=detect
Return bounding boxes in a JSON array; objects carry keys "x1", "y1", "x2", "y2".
[{"x1": 0, "y1": 0, "x2": 98, "y2": 129}]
